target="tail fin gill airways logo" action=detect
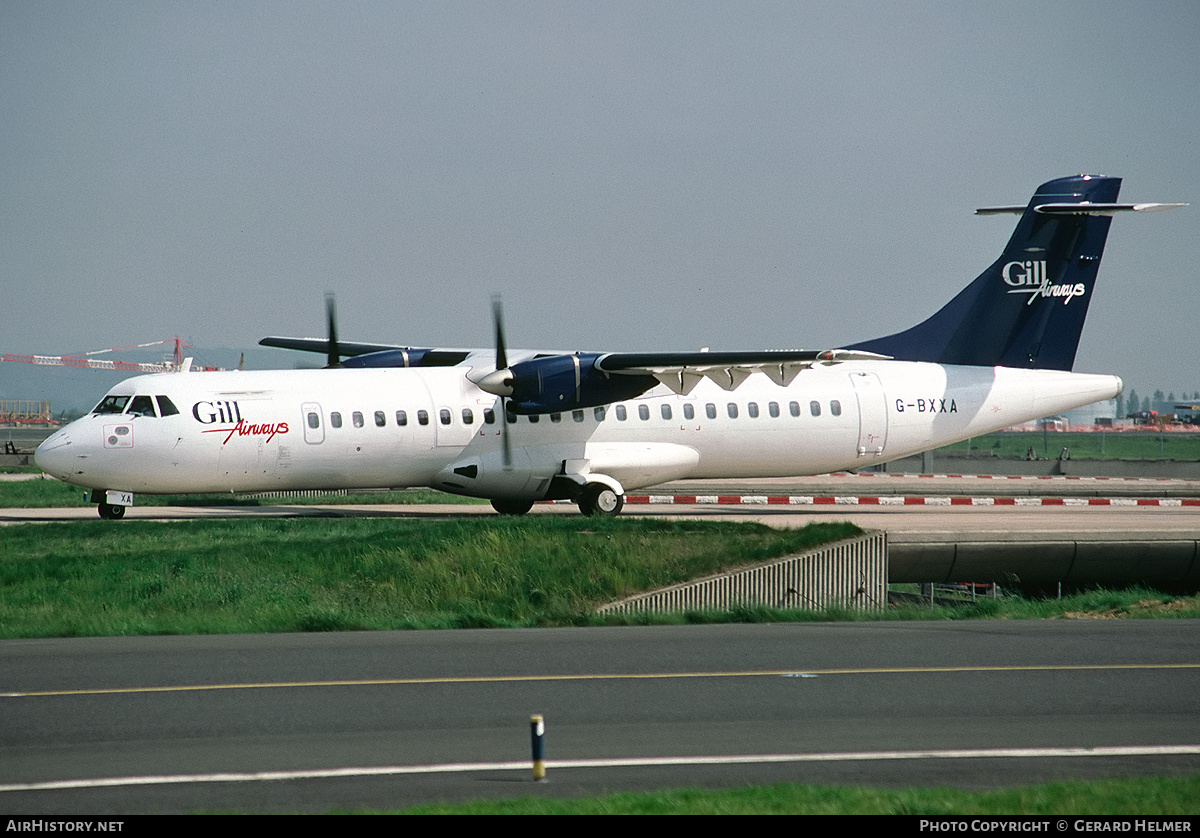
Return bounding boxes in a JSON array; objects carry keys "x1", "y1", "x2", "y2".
[{"x1": 1002, "y1": 261, "x2": 1085, "y2": 306}]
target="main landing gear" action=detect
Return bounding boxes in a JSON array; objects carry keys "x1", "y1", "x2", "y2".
[
  {"x1": 491, "y1": 498, "x2": 535, "y2": 516},
  {"x1": 577, "y1": 482, "x2": 624, "y2": 517},
  {"x1": 488, "y1": 481, "x2": 626, "y2": 518}
]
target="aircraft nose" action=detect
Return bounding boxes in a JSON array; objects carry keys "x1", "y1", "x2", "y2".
[{"x1": 34, "y1": 428, "x2": 75, "y2": 478}]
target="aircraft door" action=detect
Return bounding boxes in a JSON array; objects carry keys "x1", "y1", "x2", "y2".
[
  {"x1": 434, "y1": 405, "x2": 478, "y2": 449},
  {"x1": 301, "y1": 402, "x2": 325, "y2": 444},
  {"x1": 849, "y1": 372, "x2": 888, "y2": 456}
]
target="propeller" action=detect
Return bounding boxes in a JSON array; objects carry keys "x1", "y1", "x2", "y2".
[
  {"x1": 490, "y1": 295, "x2": 513, "y2": 468},
  {"x1": 492, "y1": 295, "x2": 507, "y2": 373},
  {"x1": 324, "y1": 292, "x2": 341, "y2": 368}
]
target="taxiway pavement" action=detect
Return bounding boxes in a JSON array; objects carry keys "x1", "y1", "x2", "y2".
[{"x1": 3, "y1": 621, "x2": 1198, "y2": 814}]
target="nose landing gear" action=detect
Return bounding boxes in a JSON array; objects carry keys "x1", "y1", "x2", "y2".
[{"x1": 98, "y1": 502, "x2": 126, "y2": 520}]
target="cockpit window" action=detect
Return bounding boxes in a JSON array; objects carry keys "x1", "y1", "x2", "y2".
[
  {"x1": 94, "y1": 395, "x2": 131, "y2": 415},
  {"x1": 128, "y1": 395, "x2": 157, "y2": 417},
  {"x1": 156, "y1": 396, "x2": 180, "y2": 416}
]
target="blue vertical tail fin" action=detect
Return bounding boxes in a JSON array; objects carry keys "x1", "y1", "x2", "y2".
[{"x1": 847, "y1": 175, "x2": 1140, "y2": 371}]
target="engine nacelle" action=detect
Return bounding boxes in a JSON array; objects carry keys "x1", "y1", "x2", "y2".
[
  {"x1": 342, "y1": 349, "x2": 471, "y2": 369},
  {"x1": 506, "y1": 353, "x2": 657, "y2": 414},
  {"x1": 341, "y1": 348, "x2": 433, "y2": 368}
]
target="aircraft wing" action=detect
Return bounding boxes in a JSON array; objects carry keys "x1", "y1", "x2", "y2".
[
  {"x1": 594, "y1": 349, "x2": 889, "y2": 395},
  {"x1": 258, "y1": 336, "x2": 406, "y2": 357}
]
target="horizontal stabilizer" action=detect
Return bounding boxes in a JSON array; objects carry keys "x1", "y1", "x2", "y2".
[
  {"x1": 1034, "y1": 202, "x2": 1188, "y2": 216},
  {"x1": 976, "y1": 202, "x2": 1187, "y2": 216}
]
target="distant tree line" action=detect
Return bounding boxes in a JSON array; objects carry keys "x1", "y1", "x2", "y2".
[{"x1": 1118, "y1": 388, "x2": 1200, "y2": 417}]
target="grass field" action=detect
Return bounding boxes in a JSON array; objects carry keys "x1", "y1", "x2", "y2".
[
  {"x1": 0, "y1": 517, "x2": 864, "y2": 637},
  {"x1": 2, "y1": 516, "x2": 1197, "y2": 639},
  {"x1": 390, "y1": 774, "x2": 1200, "y2": 815}
]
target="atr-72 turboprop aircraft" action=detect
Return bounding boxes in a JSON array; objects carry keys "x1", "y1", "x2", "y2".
[{"x1": 36, "y1": 176, "x2": 1185, "y2": 518}]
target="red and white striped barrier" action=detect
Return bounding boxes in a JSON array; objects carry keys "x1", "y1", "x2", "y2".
[
  {"x1": 622, "y1": 494, "x2": 1200, "y2": 507},
  {"x1": 826, "y1": 472, "x2": 1177, "y2": 482}
]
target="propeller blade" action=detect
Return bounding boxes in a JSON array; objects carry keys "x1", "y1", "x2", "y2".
[
  {"x1": 492, "y1": 295, "x2": 507, "y2": 372},
  {"x1": 491, "y1": 295, "x2": 512, "y2": 469},
  {"x1": 325, "y1": 292, "x2": 341, "y2": 368}
]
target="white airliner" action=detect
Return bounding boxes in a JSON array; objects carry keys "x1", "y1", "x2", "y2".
[{"x1": 35, "y1": 176, "x2": 1184, "y2": 519}]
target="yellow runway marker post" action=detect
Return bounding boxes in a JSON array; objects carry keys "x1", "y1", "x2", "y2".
[{"x1": 530, "y1": 714, "x2": 546, "y2": 781}]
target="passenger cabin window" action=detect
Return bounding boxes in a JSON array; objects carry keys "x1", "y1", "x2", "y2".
[
  {"x1": 352, "y1": 411, "x2": 365, "y2": 428},
  {"x1": 790, "y1": 401, "x2": 800, "y2": 417},
  {"x1": 484, "y1": 408, "x2": 496, "y2": 425},
  {"x1": 747, "y1": 402, "x2": 759, "y2": 419},
  {"x1": 831, "y1": 400, "x2": 842, "y2": 416},
  {"x1": 638, "y1": 404, "x2": 650, "y2": 420},
  {"x1": 810, "y1": 401, "x2": 821, "y2": 417},
  {"x1": 615, "y1": 405, "x2": 627, "y2": 421},
  {"x1": 462, "y1": 408, "x2": 474, "y2": 425},
  {"x1": 528, "y1": 413, "x2": 539, "y2": 423},
  {"x1": 128, "y1": 395, "x2": 156, "y2": 417},
  {"x1": 705, "y1": 403, "x2": 716, "y2": 419},
  {"x1": 94, "y1": 395, "x2": 130, "y2": 415},
  {"x1": 661, "y1": 404, "x2": 672, "y2": 420},
  {"x1": 307, "y1": 412, "x2": 320, "y2": 429},
  {"x1": 769, "y1": 402, "x2": 780, "y2": 418},
  {"x1": 439, "y1": 408, "x2": 451, "y2": 426},
  {"x1": 330, "y1": 412, "x2": 343, "y2": 428},
  {"x1": 375, "y1": 411, "x2": 386, "y2": 427},
  {"x1": 156, "y1": 396, "x2": 180, "y2": 416},
  {"x1": 396, "y1": 410, "x2": 408, "y2": 426},
  {"x1": 683, "y1": 404, "x2": 694, "y2": 420},
  {"x1": 549, "y1": 412, "x2": 561, "y2": 423},
  {"x1": 594, "y1": 407, "x2": 606, "y2": 421},
  {"x1": 572, "y1": 410, "x2": 585, "y2": 423},
  {"x1": 417, "y1": 410, "x2": 429, "y2": 426},
  {"x1": 727, "y1": 403, "x2": 738, "y2": 419}
]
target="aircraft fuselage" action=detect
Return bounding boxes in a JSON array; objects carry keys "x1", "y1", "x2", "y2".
[{"x1": 35, "y1": 362, "x2": 1121, "y2": 503}]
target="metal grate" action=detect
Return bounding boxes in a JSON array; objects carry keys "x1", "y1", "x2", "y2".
[{"x1": 598, "y1": 531, "x2": 887, "y2": 615}]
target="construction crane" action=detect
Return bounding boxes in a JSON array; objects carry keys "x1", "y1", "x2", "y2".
[{"x1": 0, "y1": 338, "x2": 209, "y2": 373}]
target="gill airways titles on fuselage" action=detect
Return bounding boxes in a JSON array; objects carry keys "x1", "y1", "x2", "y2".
[{"x1": 192, "y1": 399, "x2": 289, "y2": 445}]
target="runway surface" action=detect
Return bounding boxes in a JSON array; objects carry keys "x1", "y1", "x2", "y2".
[
  {"x1": 3, "y1": 621, "x2": 1199, "y2": 814},
  {"x1": 5, "y1": 497, "x2": 1200, "y2": 531},
  {"x1": 6, "y1": 472, "x2": 1200, "y2": 526}
]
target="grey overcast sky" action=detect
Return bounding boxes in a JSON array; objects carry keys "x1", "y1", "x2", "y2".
[{"x1": 2, "y1": 1, "x2": 1197, "y2": 400}]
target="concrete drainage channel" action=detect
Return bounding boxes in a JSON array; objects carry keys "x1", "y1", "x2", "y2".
[
  {"x1": 621, "y1": 474, "x2": 1200, "y2": 600},
  {"x1": 595, "y1": 528, "x2": 1200, "y2": 616}
]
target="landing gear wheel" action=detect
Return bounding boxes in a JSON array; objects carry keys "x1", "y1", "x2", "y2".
[
  {"x1": 98, "y1": 502, "x2": 126, "y2": 520},
  {"x1": 578, "y1": 483, "x2": 624, "y2": 517},
  {"x1": 491, "y1": 498, "x2": 534, "y2": 516}
]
